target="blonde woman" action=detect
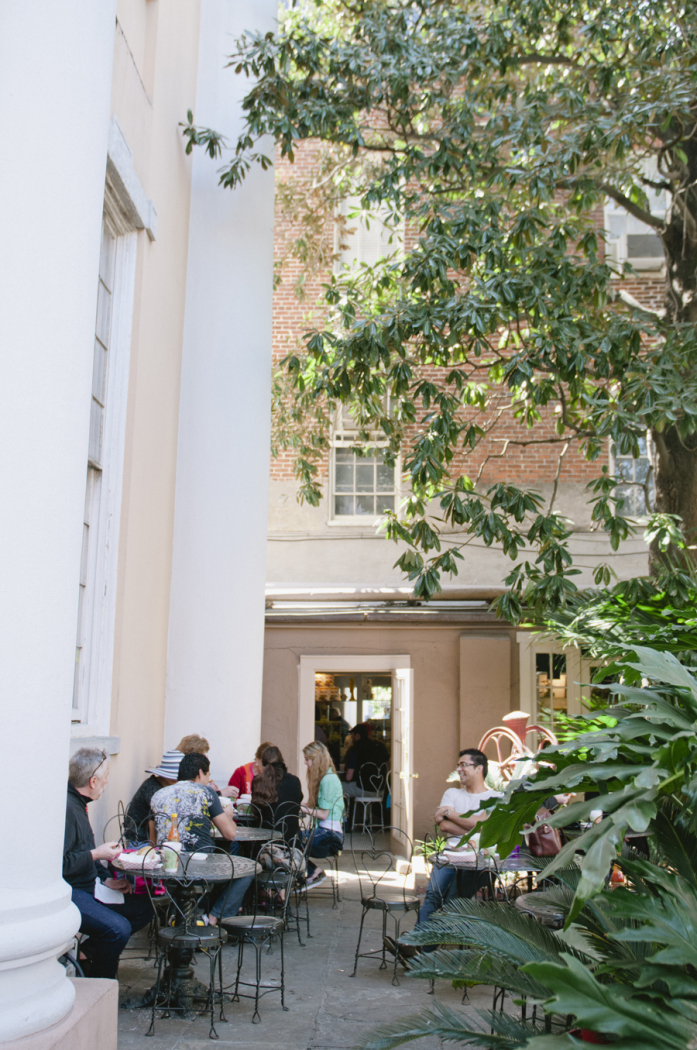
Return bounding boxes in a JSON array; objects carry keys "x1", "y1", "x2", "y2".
[{"x1": 301, "y1": 741, "x2": 345, "y2": 886}]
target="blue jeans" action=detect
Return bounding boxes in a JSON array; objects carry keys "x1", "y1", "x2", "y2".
[
  {"x1": 210, "y1": 876, "x2": 253, "y2": 919},
  {"x1": 72, "y1": 887, "x2": 154, "y2": 979},
  {"x1": 418, "y1": 864, "x2": 491, "y2": 926},
  {"x1": 303, "y1": 827, "x2": 342, "y2": 879}
]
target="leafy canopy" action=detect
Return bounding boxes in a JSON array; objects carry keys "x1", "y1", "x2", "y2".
[{"x1": 184, "y1": 0, "x2": 697, "y2": 621}]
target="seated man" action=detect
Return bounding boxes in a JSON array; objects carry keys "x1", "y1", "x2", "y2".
[
  {"x1": 150, "y1": 752, "x2": 252, "y2": 925},
  {"x1": 343, "y1": 723, "x2": 390, "y2": 799},
  {"x1": 64, "y1": 747, "x2": 154, "y2": 979},
  {"x1": 394, "y1": 749, "x2": 502, "y2": 956},
  {"x1": 123, "y1": 749, "x2": 182, "y2": 846}
]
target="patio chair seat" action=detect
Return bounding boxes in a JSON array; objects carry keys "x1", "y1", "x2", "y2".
[
  {"x1": 157, "y1": 924, "x2": 226, "y2": 949},
  {"x1": 220, "y1": 914, "x2": 284, "y2": 942},
  {"x1": 361, "y1": 892, "x2": 419, "y2": 912}
]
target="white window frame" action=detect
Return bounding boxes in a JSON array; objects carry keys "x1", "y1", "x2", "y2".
[
  {"x1": 333, "y1": 196, "x2": 404, "y2": 273},
  {"x1": 72, "y1": 200, "x2": 137, "y2": 734},
  {"x1": 71, "y1": 118, "x2": 155, "y2": 736},
  {"x1": 328, "y1": 402, "x2": 401, "y2": 527},
  {"x1": 517, "y1": 633, "x2": 596, "y2": 732},
  {"x1": 604, "y1": 159, "x2": 667, "y2": 275},
  {"x1": 608, "y1": 432, "x2": 655, "y2": 520}
]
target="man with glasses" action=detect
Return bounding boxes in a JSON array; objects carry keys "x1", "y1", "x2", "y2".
[
  {"x1": 64, "y1": 747, "x2": 153, "y2": 979},
  {"x1": 387, "y1": 749, "x2": 502, "y2": 960}
]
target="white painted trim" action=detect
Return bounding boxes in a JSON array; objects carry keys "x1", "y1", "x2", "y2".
[
  {"x1": 517, "y1": 631, "x2": 590, "y2": 727},
  {"x1": 72, "y1": 227, "x2": 137, "y2": 737},
  {"x1": 106, "y1": 117, "x2": 157, "y2": 239},
  {"x1": 297, "y1": 654, "x2": 410, "y2": 793}
]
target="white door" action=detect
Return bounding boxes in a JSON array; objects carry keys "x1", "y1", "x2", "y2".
[{"x1": 391, "y1": 668, "x2": 415, "y2": 844}]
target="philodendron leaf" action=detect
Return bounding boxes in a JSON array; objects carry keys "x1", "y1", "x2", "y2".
[
  {"x1": 523, "y1": 954, "x2": 693, "y2": 1048},
  {"x1": 624, "y1": 646, "x2": 697, "y2": 710}
]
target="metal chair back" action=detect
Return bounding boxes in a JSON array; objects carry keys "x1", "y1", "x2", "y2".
[{"x1": 350, "y1": 825, "x2": 414, "y2": 906}]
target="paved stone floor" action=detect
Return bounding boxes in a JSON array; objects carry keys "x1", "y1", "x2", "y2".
[{"x1": 116, "y1": 858, "x2": 495, "y2": 1050}]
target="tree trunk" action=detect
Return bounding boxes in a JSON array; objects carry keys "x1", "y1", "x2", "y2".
[{"x1": 650, "y1": 426, "x2": 697, "y2": 574}]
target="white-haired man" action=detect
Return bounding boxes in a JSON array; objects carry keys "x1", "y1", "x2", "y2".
[{"x1": 63, "y1": 747, "x2": 153, "y2": 979}]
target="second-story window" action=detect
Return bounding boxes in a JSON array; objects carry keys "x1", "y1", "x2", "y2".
[
  {"x1": 334, "y1": 197, "x2": 402, "y2": 271},
  {"x1": 334, "y1": 448, "x2": 396, "y2": 517},
  {"x1": 610, "y1": 434, "x2": 654, "y2": 516}
]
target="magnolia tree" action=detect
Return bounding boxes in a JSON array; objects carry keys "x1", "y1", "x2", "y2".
[{"x1": 185, "y1": 0, "x2": 697, "y2": 620}]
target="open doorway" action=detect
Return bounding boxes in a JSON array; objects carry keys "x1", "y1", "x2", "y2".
[
  {"x1": 298, "y1": 656, "x2": 413, "y2": 841},
  {"x1": 314, "y1": 671, "x2": 392, "y2": 770}
]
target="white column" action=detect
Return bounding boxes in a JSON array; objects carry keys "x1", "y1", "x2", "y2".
[
  {"x1": 166, "y1": 0, "x2": 277, "y2": 782},
  {"x1": 0, "y1": 2, "x2": 116, "y2": 1042}
]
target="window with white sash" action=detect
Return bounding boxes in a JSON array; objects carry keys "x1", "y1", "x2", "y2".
[
  {"x1": 334, "y1": 197, "x2": 402, "y2": 271},
  {"x1": 72, "y1": 197, "x2": 137, "y2": 729},
  {"x1": 605, "y1": 160, "x2": 667, "y2": 273}
]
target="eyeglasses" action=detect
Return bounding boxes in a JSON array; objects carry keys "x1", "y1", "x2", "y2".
[
  {"x1": 89, "y1": 750, "x2": 108, "y2": 780},
  {"x1": 457, "y1": 762, "x2": 477, "y2": 769}
]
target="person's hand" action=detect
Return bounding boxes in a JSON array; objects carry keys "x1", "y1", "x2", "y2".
[
  {"x1": 104, "y1": 877, "x2": 132, "y2": 894},
  {"x1": 220, "y1": 785, "x2": 239, "y2": 799},
  {"x1": 92, "y1": 841, "x2": 121, "y2": 862},
  {"x1": 209, "y1": 779, "x2": 220, "y2": 792}
]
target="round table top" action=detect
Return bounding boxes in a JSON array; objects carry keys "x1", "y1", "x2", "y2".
[
  {"x1": 515, "y1": 892, "x2": 565, "y2": 927},
  {"x1": 234, "y1": 827, "x2": 282, "y2": 843},
  {"x1": 113, "y1": 852, "x2": 259, "y2": 883}
]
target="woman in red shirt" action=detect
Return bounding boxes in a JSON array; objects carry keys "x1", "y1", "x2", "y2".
[{"x1": 221, "y1": 741, "x2": 274, "y2": 798}]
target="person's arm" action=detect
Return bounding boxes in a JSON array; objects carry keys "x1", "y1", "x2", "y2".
[
  {"x1": 300, "y1": 804, "x2": 329, "y2": 820},
  {"x1": 345, "y1": 749, "x2": 357, "y2": 783},
  {"x1": 438, "y1": 811, "x2": 485, "y2": 835},
  {"x1": 212, "y1": 809, "x2": 238, "y2": 841},
  {"x1": 148, "y1": 818, "x2": 156, "y2": 845}
]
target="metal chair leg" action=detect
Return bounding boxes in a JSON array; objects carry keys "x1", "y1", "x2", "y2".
[
  {"x1": 252, "y1": 940, "x2": 262, "y2": 1024},
  {"x1": 380, "y1": 910, "x2": 388, "y2": 970},
  {"x1": 280, "y1": 929, "x2": 288, "y2": 1011},
  {"x1": 350, "y1": 907, "x2": 368, "y2": 977},
  {"x1": 391, "y1": 914, "x2": 402, "y2": 987},
  {"x1": 218, "y1": 944, "x2": 227, "y2": 1022},
  {"x1": 145, "y1": 943, "x2": 166, "y2": 1037},
  {"x1": 208, "y1": 949, "x2": 219, "y2": 1040}
]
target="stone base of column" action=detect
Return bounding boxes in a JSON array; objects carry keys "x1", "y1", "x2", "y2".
[{"x1": 8, "y1": 979, "x2": 117, "y2": 1050}]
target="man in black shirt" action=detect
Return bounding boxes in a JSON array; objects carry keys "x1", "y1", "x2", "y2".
[
  {"x1": 123, "y1": 749, "x2": 182, "y2": 844},
  {"x1": 64, "y1": 748, "x2": 153, "y2": 979},
  {"x1": 343, "y1": 723, "x2": 390, "y2": 797}
]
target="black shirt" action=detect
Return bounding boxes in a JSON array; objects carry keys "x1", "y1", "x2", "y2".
[
  {"x1": 255, "y1": 771, "x2": 304, "y2": 844},
  {"x1": 125, "y1": 775, "x2": 163, "y2": 842},
  {"x1": 345, "y1": 740, "x2": 390, "y2": 789},
  {"x1": 63, "y1": 782, "x2": 101, "y2": 893}
]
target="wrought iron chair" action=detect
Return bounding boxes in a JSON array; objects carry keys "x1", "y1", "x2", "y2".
[
  {"x1": 302, "y1": 797, "x2": 344, "y2": 909},
  {"x1": 218, "y1": 855, "x2": 288, "y2": 1023},
  {"x1": 349, "y1": 826, "x2": 420, "y2": 986},
  {"x1": 102, "y1": 800, "x2": 127, "y2": 844},
  {"x1": 349, "y1": 762, "x2": 387, "y2": 833},
  {"x1": 141, "y1": 845, "x2": 233, "y2": 1040},
  {"x1": 256, "y1": 803, "x2": 312, "y2": 946}
]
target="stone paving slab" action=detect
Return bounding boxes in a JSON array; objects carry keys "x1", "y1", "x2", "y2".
[{"x1": 116, "y1": 863, "x2": 498, "y2": 1050}]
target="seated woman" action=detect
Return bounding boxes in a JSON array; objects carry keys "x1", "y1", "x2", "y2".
[
  {"x1": 301, "y1": 741, "x2": 344, "y2": 887},
  {"x1": 251, "y1": 745, "x2": 303, "y2": 843}
]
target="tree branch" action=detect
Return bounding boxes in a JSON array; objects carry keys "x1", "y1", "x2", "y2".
[{"x1": 600, "y1": 183, "x2": 665, "y2": 230}]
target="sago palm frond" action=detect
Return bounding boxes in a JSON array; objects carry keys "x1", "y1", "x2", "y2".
[
  {"x1": 403, "y1": 898, "x2": 593, "y2": 967},
  {"x1": 405, "y1": 947, "x2": 552, "y2": 1000},
  {"x1": 360, "y1": 1000, "x2": 546, "y2": 1050}
]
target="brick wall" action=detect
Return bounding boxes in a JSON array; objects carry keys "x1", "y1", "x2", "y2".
[{"x1": 271, "y1": 143, "x2": 664, "y2": 491}]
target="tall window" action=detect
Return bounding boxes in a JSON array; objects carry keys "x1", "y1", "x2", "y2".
[
  {"x1": 73, "y1": 222, "x2": 116, "y2": 719},
  {"x1": 605, "y1": 160, "x2": 667, "y2": 272},
  {"x1": 610, "y1": 434, "x2": 654, "y2": 516},
  {"x1": 333, "y1": 448, "x2": 396, "y2": 517},
  {"x1": 330, "y1": 403, "x2": 398, "y2": 523},
  {"x1": 334, "y1": 197, "x2": 402, "y2": 271}
]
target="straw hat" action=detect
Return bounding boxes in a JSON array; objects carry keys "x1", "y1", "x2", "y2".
[{"x1": 145, "y1": 749, "x2": 183, "y2": 780}]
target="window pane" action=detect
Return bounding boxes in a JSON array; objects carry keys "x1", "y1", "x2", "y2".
[
  {"x1": 334, "y1": 495, "x2": 354, "y2": 515},
  {"x1": 99, "y1": 224, "x2": 116, "y2": 290},
  {"x1": 376, "y1": 459, "x2": 394, "y2": 491},
  {"x1": 95, "y1": 280, "x2": 112, "y2": 349},
  {"x1": 627, "y1": 233, "x2": 663, "y2": 258},
  {"x1": 355, "y1": 494, "x2": 375, "y2": 515},
  {"x1": 376, "y1": 494, "x2": 394, "y2": 513},
  {"x1": 615, "y1": 459, "x2": 633, "y2": 481},
  {"x1": 335, "y1": 464, "x2": 353, "y2": 492},
  {"x1": 635, "y1": 459, "x2": 649, "y2": 484},
  {"x1": 92, "y1": 340, "x2": 107, "y2": 405},
  {"x1": 355, "y1": 462, "x2": 374, "y2": 492},
  {"x1": 88, "y1": 399, "x2": 103, "y2": 465}
]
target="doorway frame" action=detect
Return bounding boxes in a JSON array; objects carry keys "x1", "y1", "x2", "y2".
[{"x1": 297, "y1": 653, "x2": 411, "y2": 787}]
